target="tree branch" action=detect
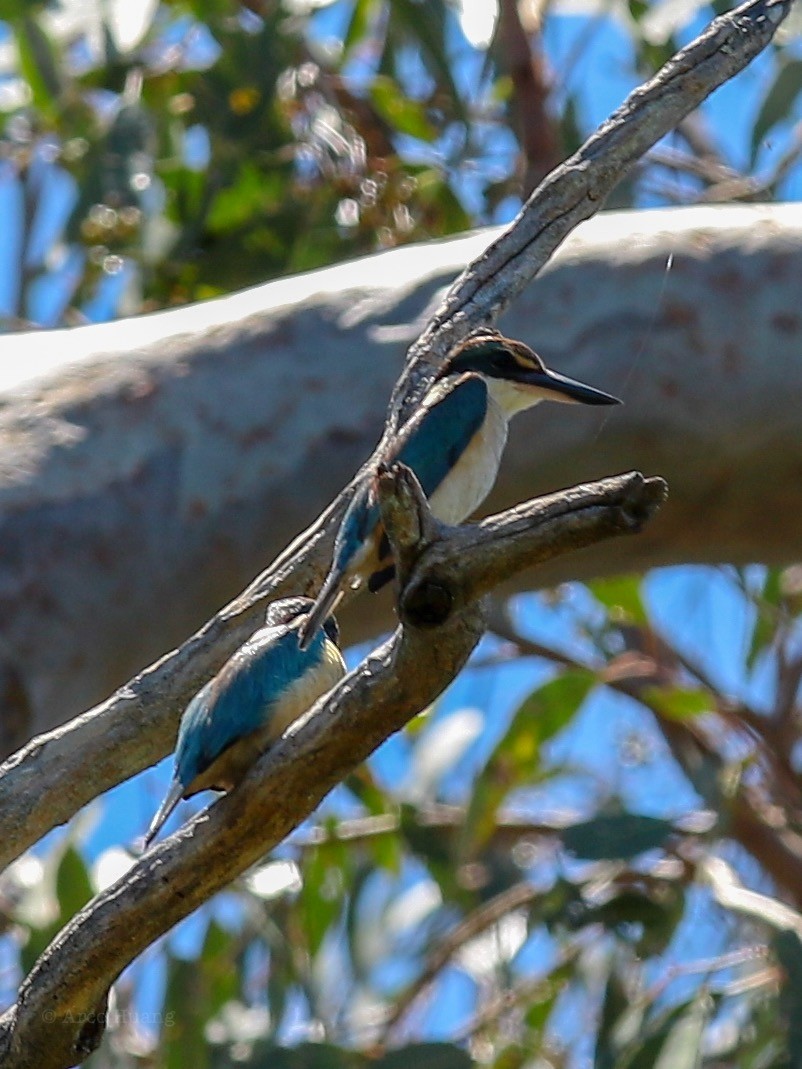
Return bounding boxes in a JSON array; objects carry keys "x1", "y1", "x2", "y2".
[
  {"x1": 0, "y1": 470, "x2": 665, "y2": 1069},
  {"x1": 0, "y1": 0, "x2": 789, "y2": 881},
  {"x1": 497, "y1": 0, "x2": 561, "y2": 196},
  {"x1": 394, "y1": 0, "x2": 792, "y2": 411},
  {"x1": 0, "y1": 0, "x2": 789, "y2": 1054}
]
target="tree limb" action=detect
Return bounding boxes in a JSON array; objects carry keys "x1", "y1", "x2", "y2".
[
  {"x1": 0, "y1": 35, "x2": 795, "y2": 755},
  {"x1": 0, "y1": 0, "x2": 790, "y2": 877},
  {"x1": 0, "y1": 470, "x2": 665, "y2": 1069},
  {"x1": 395, "y1": 0, "x2": 792, "y2": 410}
]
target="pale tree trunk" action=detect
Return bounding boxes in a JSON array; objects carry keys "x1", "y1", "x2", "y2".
[{"x1": 1, "y1": 202, "x2": 800, "y2": 751}]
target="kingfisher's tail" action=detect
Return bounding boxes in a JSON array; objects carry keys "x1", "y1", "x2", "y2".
[
  {"x1": 298, "y1": 573, "x2": 343, "y2": 651},
  {"x1": 144, "y1": 779, "x2": 184, "y2": 848}
]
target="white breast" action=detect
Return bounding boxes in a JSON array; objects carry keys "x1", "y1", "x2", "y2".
[
  {"x1": 428, "y1": 395, "x2": 508, "y2": 525},
  {"x1": 268, "y1": 639, "x2": 347, "y2": 738}
]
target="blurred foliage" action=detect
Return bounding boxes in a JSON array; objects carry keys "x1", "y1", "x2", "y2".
[
  {"x1": 2, "y1": 0, "x2": 801, "y2": 327},
  {"x1": 3, "y1": 567, "x2": 802, "y2": 1067},
  {"x1": 2, "y1": 1, "x2": 802, "y2": 1068}
]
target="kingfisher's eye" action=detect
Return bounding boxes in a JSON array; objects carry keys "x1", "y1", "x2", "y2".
[{"x1": 491, "y1": 351, "x2": 513, "y2": 372}]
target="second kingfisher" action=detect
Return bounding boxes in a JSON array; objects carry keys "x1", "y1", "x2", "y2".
[
  {"x1": 299, "y1": 329, "x2": 619, "y2": 648},
  {"x1": 145, "y1": 596, "x2": 345, "y2": 845}
]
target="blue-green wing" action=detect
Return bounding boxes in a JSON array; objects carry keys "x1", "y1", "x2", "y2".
[
  {"x1": 175, "y1": 627, "x2": 324, "y2": 787},
  {"x1": 331, "y1": 374, "x2": 488, "y2": 576},
  {"x1": 396, "y1": 373, "x2": 489, "y2": 496}
]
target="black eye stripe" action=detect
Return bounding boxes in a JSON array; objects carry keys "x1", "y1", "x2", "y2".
[
  {"x1": 492, "y1": 348, "x2": 532, "y2": 371},
  {"x1": 443, "y1": 337, "x2": 543, "y2": 377}
]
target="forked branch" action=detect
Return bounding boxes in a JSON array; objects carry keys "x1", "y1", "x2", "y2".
[
  {"x1": 0, "y1": 468, "x2": 665, "y2": 1069},
  {"x1": 0, "y1": 0, "x2": 787, "y2": 876}
]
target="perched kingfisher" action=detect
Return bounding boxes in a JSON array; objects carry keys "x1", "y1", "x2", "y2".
[
  {"x1": 145, "y1": 596, "x2": 345, "y2": 845},
  {"x1": 298, "y1": 329, "x2": 620, "y2": 649}
]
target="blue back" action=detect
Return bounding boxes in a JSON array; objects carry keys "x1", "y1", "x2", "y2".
[
  {"x1": 332, "y1": 374, "x2": 488, "y2": 573},
  {"x1": 175, "y1": 625, "x2": 326, "y2": 788}
]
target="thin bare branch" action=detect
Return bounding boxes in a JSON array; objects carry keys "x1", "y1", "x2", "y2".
[
  {"x1": 497, "y1": 0, "x2": 561, "y2": 195},
  {"x1": 382, "y1": 881, "x2": 541, "y2": 1039}
]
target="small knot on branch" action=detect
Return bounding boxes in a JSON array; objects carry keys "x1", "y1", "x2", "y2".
[
  {"x1": 394, "y1": 470, "x2": 669, "y2": 624},
  {"x1": 614, "y1": 473, "x2": 669, "y2": 532},
  {"x1": 376, "y1": 462, "x2": 459, "y2": 629},
  {"x1": 402, "y1": 580, "x2": 454, "y2": 628},
  {"x1": 376, "y1": 462, "x2": 443, "y2": 585}
]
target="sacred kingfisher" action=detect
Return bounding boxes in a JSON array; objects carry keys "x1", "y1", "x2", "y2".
[
  {"x1": 145, "y1": 596, "x2": 345, "y2": 845},
  {"x1": 298, "y1": 329, "x2": 619, "y2": 649}
]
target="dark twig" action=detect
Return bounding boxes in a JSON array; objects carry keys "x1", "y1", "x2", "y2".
[{"x1": 381, "y1": 881, "x2": 541, "y2": 1039}]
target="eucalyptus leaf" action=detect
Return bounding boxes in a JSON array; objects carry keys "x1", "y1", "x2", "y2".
[
  {"x1": 751, "y1": 60, "x2": 802, "y2": 163},
  {"x1": 463, "y1": 670, "x2": 594, "y2": 852},
  {"x1": 562, "y1": 813, "x2": 675, "y2": 861}
]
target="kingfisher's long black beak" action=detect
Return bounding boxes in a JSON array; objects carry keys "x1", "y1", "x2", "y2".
[{"x1": 521, "y1": 367, "x2": 621, "y2": 406}]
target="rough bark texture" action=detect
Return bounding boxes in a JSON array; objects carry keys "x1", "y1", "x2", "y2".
[
  {"x1": 0, "y1": 468, "x2": 665, "y2": 1069},
  {"x1": 1, "y1": 202, "x2": 800, "y2": 750}
]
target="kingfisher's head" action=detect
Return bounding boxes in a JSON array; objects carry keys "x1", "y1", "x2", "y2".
[
  {"x1": 443, "y1": 331, "x2": 620, "y2": 415},
  {"x1": 265, "y1": 596, "x2": 340, "y2": 647}
]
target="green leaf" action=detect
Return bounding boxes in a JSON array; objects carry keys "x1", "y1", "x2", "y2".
[
  {"x1": 209, "y1": 1039, "x2": 357, "y2": 1068},
  {"x1": 344, "y1": 767, "x2": 388, "y2": 814},
  {"x1": 595, "y1": 968, "x2": 632, "y2": 1069},
  {"x1": 376, "y1": 1043, "x2": 473, "y2": 1069},
  {"x1": 464, "y1": 671, "x2": 595, "y2": 851},
  {"x1": 206, "y1": 162, "x2": 288, "y2": 234},
  {"x1": 299, "y1": 842, "x2": 346, "y2": 956},
  {"x1": 576, "y1": 888, "x2": 682, "y2": 949},
  {"x1": 13, "y1": 15, "x2": 63, "y2": 119},
  {"x1": 206, "y1": 1041, "x2": 464, "y2": 1068},
  {"x1": 641, "y1": 686, "x2": 711, "y2": 720},
  {"x1": 344, "y1": 862, "x2": 377, "y2": 979},
  {"x1": 399, "y1": 803, "x2": 462, "y2": 900},
  {"x1": 162, "y1": 925, "x2": 243, "y2": 1066},
  {"x1": 560, "y1": 95, "x2": 584, "y2": 157},
  {"x1": 489, "y1": 1046, "x2": 529, "y2": 1069},
  {"x1": 751, "y1": 60, "x2": 802, "y2": 163},
  {"x1": 343, "y1": 770, "x2": 402, "y2": 873},
  {"x1": 370, "y1": 76, "x2": 437, "y2": 142},
  {"x1": 19, "y1": 842, "x2": 95, "y2": 974},
  {"x1": 747, "y1": 566, "x2": 783, "y2": 669},
  {"x1": 343, "y1": 0, "x2": 380, "y2": 55},
  {"x1": 162, "y1": 955, "x2": 212, "y2": 1069},
  {"x1": 200, "y1": 920, "x2": 239, "y2": 1019},
  {"x1": 385, "y1": 0, "x2": 468, "y2": 127},
  {"x1": 589, "y1": 575, "x2": 648, "y2": 625},
  {"x1": 55, "y1": 845, "x2": 94, "y2": 921},
  {"x1": 562, "y1": 814, "x2": 675, "y2": 861},
  {"x1": 651, "y1": 993, "x2": 710, "y2": 1069},
  {"x1": 521, "y1": 960, "x2": 573, "y2": 1043},
  {"x1": 775, "y1": 930, "x2": 802, "y2": 1064},
  {"x1": 412, "y1": 168, "x2": 471, "y2": 232}
]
